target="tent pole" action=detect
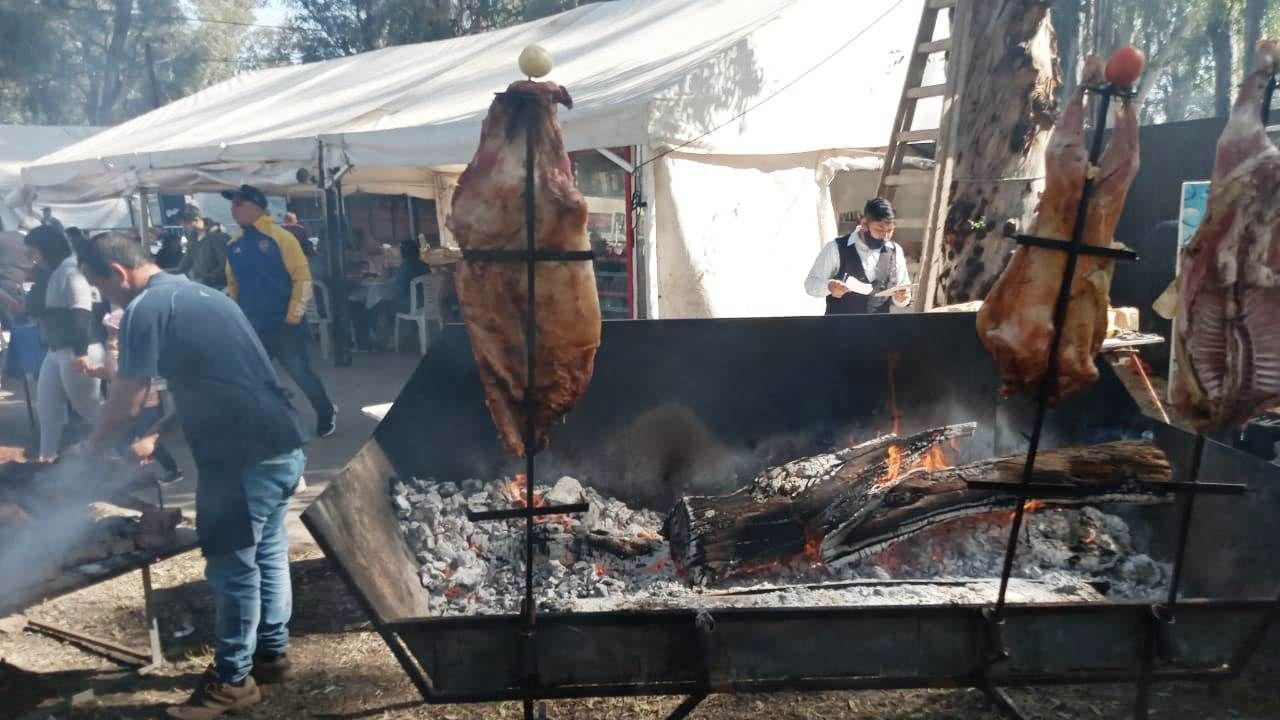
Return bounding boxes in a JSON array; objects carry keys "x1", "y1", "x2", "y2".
[
  {"x1": 136, "y1": 190, "x2": 153, "y2": 245},
  {"x1": 406, "y1": 195, "x2": 416, "y2": 244},
  {"x1": 318, "y1": 140, "x2": 353, "y2": 367}
]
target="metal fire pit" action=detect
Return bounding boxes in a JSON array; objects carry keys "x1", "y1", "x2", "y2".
[{"x1": 302, "y1": 314, "x2": 1280, "y2": 712}]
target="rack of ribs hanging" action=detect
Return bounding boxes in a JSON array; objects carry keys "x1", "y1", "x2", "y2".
[
  {"x1": 969, "y1": 49, "x2": 1248, "y2": 691},
  {"x1": 449, "y1": 45, "x2": 601, "y2": 720},
  {"x1": 1132, "y1": 47, "x2": 1279, "y2": 720}
]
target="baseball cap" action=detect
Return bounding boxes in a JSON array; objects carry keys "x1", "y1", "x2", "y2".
[{"x1": 220, "y1": 184, "x2": 268, "y2": 209}]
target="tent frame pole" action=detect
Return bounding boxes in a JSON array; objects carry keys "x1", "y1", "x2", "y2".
[{"x1": 317, "y1": 140, "x2": 353, "y2": 367}]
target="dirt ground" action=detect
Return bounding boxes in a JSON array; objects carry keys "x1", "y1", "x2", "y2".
[{"x1": 2, "y1": 539, "x2": 1277, "y2": 720}]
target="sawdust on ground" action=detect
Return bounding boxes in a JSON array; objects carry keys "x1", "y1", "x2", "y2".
[{"x1": 1, "y1": 542, "x2": 1277, "y2": 720}]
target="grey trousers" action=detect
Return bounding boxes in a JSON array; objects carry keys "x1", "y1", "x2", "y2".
[{"x1": 36, "y1": 345, "x2": 105, "y2": 458}]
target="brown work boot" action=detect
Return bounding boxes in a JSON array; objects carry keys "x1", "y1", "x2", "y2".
[
  {"x1": 251, "y1": 652, "x2": 297, "y2": 684},
  {"x1": 166, "y1": 667, "x2": 261, "y2": 719}
]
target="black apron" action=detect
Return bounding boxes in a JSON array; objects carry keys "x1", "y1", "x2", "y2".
[{"x1": 824, "y1": 233, "x2": 897, "y2": 315}]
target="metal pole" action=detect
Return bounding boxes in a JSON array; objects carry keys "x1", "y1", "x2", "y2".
[
  {"x1": 406, "y1": 194, "x2": 417, "y2": 244},
  {"x1": 137, "y1": 190, "x2": 153, "y2": 246},
  {"x1": 521, "y1": 108, "x2": 538, "y2": 720},
  {"x1": 333, "y1": 179, "x2": 354, "y2": 365},
  {"x1": 317, "y1": 140, "x2": 352, "y2": 367},
  {"x1": 140, "y1": 564, "x2": 164, "y2": 673},
  {"x1": 994, "y1": 86, "x2": 1114, "y2": 617}
]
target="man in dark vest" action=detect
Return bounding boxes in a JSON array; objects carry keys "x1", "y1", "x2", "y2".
[{"x1": 804, "y1": 197, "x2": 912, "y2": 314}]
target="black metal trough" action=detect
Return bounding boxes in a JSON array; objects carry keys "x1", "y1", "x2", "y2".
[{"x1": 301, "y1": 313, "x2": 1280, "y2": 711}]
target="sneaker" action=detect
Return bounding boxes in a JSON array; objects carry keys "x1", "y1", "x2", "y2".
[
  {"x1": 166, "y1": 667, "x2": 260, "y2": 719},
  {"x1": 251, "y1": 652, "x2": 297, "y2": 684},
  {"x1": 317, "y1": 408, "x2": 337, "y2": 439}
]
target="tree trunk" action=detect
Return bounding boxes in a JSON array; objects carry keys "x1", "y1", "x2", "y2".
[
  {"x1": 667, "y1": 439, "x2": 1172, "y2": 585},
  {"x1": 94, "y1": 0, "x2": 135, "y2": 124},
  {"x1": 1245, "y1": 0, "x2": 1269, "y2": 72},
  {"x1": 927, "y1": 2, "x2": 1061, "y2": 307},
  {"x1": 1208, "y1": 1, "x2": 1234, "y2": 118},
  {"x1": 1052, "y1": 0, "x2": 1082, "y2": 104}
]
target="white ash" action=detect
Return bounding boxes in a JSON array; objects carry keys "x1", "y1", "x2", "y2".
[
  {"x1": 390, "y1": 476, "x2": 1169, "y2": 616},
  {"x1": 839, "y1": 506, "x2": 1171, "y2": 599}
]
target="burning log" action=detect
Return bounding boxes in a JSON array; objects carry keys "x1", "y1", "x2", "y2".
[
  {"x1": 666, "y1": 432, "x2": 1172, "y2": 585},
  {"x1": 664, "y1": 423, "x2": 978, "y2": 585}
]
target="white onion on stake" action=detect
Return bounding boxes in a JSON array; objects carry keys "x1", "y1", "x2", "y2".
[{"x1": 519, "y1": 44, "x2": 554, "y2": 79}]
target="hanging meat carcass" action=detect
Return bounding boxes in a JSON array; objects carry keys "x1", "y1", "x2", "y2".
[
  {"x1": 448, "y1": 81, "x2": 602, "y2": 457},
  {"x1": 1159, "y1": 42, "x2": 1280, "y2": 430},
  {"x1": 976, "y1": 56, "x2": 1141, "y2": 404}
]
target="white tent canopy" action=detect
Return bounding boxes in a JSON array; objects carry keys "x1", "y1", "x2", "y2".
[
  {"x1": 13, "y1": 0, "x2": 936, "y2": 318},
  {"x1": 0, "y1": 125, "x2": 131, "y2": 230}
]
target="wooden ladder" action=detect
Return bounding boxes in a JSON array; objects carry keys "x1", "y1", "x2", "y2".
[{"x1": 875, "y1": 0, "x2": 970, "y2": 308}]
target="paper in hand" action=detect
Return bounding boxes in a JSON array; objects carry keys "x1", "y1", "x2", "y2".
[
  {"x1": 874, "y1": 283, "x2": 916, "y2": 298},
  {"x1": 842, "y1": 275, "x2": 873, "y2": 296}
]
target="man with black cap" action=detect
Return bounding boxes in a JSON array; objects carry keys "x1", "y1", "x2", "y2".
[
  {"x1": 804, "y1": 197, "x2": 912, "y2": 315},
  {"x1": 222, "y1": 184, "x2": 336, "y2": 438}
]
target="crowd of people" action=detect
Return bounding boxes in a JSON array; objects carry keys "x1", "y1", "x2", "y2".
[{"x1": 17, "y1": 186, "x2": 339, "y2": 469}]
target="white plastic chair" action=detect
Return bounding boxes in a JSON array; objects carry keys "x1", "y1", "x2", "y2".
[
  {"x1": 307, "y1": 280, "x2": 333, "y2": 360},
  {"x1": 395, "y1": 275, "x2": 442, "y2": 355}
]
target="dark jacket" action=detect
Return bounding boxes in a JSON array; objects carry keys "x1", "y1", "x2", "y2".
[{"x1": 178, "y1": 229, "x2": 230, "y2": 289}]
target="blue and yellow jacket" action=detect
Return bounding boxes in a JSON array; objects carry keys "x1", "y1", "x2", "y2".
[{"x1": 225, "y1": 215, "x2": 312, "y2": 331}]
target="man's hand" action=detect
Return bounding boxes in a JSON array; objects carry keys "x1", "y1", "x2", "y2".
[
  {"x1": 71, "y1": 355, "x2": 96, "y2": 376},
  {"x1": 129, "y1": 434, "x2": 159, "y2": 464},
  {"x1": 827, "y1": 279, "x2": 850, "y2": 299},
  {"x1": 894, "y1": 287, "x2": 911, "y2": 305}
]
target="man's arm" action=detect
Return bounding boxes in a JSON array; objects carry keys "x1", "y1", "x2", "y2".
[
  {"x1": 88, "y1": 376, "x2": 148, "y2": 451},
  {"x1": 272, "y1": 225, "x2": 312, "y2": 324},
  {"x1": 804, "y1": 242, "x2": 840, "y2": 298}
]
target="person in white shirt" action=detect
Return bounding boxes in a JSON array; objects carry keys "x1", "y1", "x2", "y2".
[{"x1": 804, "y1": 197, "x2": 912, "y2": 315}]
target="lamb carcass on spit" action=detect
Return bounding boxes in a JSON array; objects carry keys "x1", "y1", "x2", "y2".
[
  {"x1": 977, "y1": 56, "x2": 1140, "y2": 404},
  {"x1": 448, "y1": 81, "x2": 602, "y2": 457},
  {"x1": 1160, "y1": 42, "x2": 1280, "y2": 430}
]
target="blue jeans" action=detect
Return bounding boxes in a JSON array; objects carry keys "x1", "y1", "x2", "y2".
[
  {"x1": 203, "y1": 448, "x2": 306, "y2": 683},
  {"x1": 259, "y1": 323, "x2": 334, "y2": 421}
]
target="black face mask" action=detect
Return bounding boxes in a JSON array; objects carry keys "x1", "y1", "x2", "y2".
[{"x1": 863, "y1": 228, "x2": 886, "y2": 251}]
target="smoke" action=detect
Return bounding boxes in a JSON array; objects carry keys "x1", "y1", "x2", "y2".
[
  {"x1": 533, "y1": 401, "x2": 994, "y2": 513},
  {"x1": 0, "y1": 455, "x2": 148, "y2": 609}
]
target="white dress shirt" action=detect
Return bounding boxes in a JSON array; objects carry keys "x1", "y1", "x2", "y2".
[{"x1": 804, "y1": 228, "x2": 912, "y2": 307}]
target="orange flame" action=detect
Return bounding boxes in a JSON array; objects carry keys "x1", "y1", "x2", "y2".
[
  {"x1": 595, "y1": 563, "x2": 606, "y2": 577},
  {"x1": 501, "y1": 474, "x2": 575, "y2": 530},
  {"x1": 1023, "y1": 499, "x2": 1046, "y2": 513},
  {"x1": 922, "y1": 444, "x2": 950, "y2": 472},
  {"x1": 504, "y1": 474, "x2": 549, "y2": 508},
  {"x1": 883, "y1": 445, "x2": 904, "y2": 484},
  {"x1": 880, "y1": 441, "x2": 951, "y2": 485}
]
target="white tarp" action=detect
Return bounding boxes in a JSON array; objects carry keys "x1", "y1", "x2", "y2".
[
  {"x1": 15, "y1": 0, "x2": 927, "y2": 203},
  {"x1": 0, "y1": 125, "x2": 131, "y2": 230},
  {"x1": 12, "y1": 0, "x2": 936, "y2": 318}
]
